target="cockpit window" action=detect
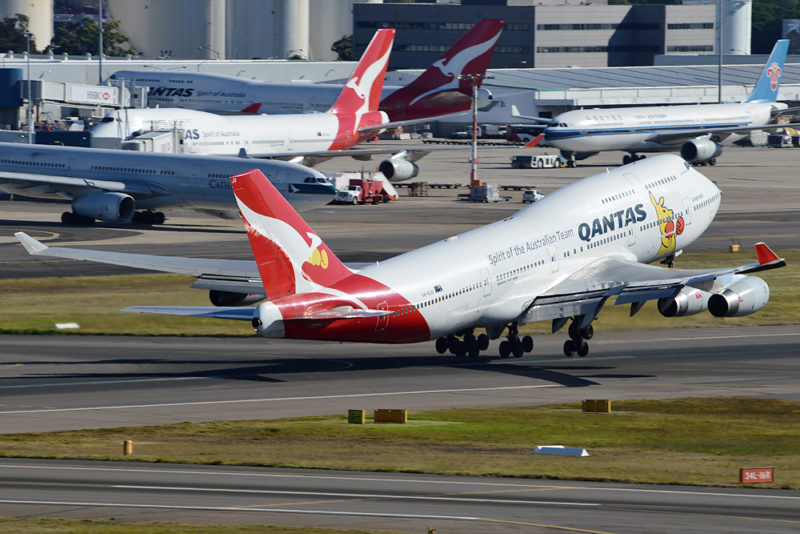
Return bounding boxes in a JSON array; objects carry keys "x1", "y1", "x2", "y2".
[{"x1": 101, "y1": 117, "x2": 115, "y2": 122}]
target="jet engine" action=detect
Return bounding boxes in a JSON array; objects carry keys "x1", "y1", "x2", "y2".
[
  {"x1": 657, "y1": 287, "x2": 712, "y2": 317},
  {"x1": 72, "y1": 192, "x2": 135, "y2": 222},
  {"x1": 379, "y1": 155, "x2": 419, "y2": 182},
  {"x1": 680, "y1": 138, "x2": 723, "y2": 164},
  {"x1": 209, "y1": 290, "x2": 265, "y2": 307},
  {"x1": 708, "y1": 275, "x2": 770, "y2": 317}
]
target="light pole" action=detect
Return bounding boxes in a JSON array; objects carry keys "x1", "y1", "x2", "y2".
[
  {"x1": 24, "y1": 31, "x2": 32, "y2": 143},
  {"x1": 458, "y1": 73, "x2": 492, "y2": 189},
  {"x1": 98, "y1": 0, "x2": 104, "y2": 83}
]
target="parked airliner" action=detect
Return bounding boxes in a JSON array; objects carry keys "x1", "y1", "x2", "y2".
[
  {"x1": 0, "y1": 142, "x2": 334, "y2": 225},
  {"x1": 108, "y1": 19, "x2": 503, "y2": 121},
  {"x1": 520, "y1": 40, "x2": 795, "y2": 166},
  {"x1": 16, "y1": 155, "x2": 785, "y2": 357}
]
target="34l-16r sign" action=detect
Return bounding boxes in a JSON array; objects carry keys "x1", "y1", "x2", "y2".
[{"x1": 740, "y1": 467, "x2": 774, "y2": 484}]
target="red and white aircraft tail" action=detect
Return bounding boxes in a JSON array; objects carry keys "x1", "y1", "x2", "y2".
[
  {"x1": 231, "y1": 169, "x2": 353, "y2": 300},
  {"x1": 328, "y1": 28, "x2": 395, "y2": 149},
  {"x1": 379, "y1": 19, "x2": 504, "y2": 121}
]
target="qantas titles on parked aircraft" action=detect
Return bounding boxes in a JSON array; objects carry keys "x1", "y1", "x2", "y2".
[
  {"x1": 17, "y1": 155, "x2": 785, "y2": 357},
  {"x1": 0, "y1": 143, "x2": 335, "y2": 225},
  {"x1": 108, "y1": 19, "x2": 504, "y2": 121},
  {"x1": 520, "y1": 40, "x2": 795, "y2": 166}
]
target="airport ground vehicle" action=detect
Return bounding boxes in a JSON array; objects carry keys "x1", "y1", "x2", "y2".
[
  {"x1": 511, "y1": 154, "x2": 562, "y2": 168},
  {"x1": 335, "y1": 177, "x2": 394, "y2": 204},
  {"x1": 522, "y1": 189, "x2": 545, "y2": 203}
]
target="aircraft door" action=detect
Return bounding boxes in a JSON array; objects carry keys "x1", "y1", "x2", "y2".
[
  {"x1": 624, "y1": 173, "x2": 638, "y2": 247},
  {"x1": 682, "y1": 197, "x2": 693, "y2": 227},
  {"x1": 547, "y1": 244, "x2": 559, "y2": 272},
  {"x1": 481, "y1": 268, "x2": 492, "y2": 297},
  {"x1": 375, "y1": 301, "x2": 389, "y2": 332}
]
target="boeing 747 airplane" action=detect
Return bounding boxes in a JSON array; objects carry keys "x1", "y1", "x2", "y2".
[
  {"x1": 16, "y1": 155, "x2": 785, "y2": 356},
  {"x1": 517, "y1": 40, "x2": 796, "y2": 166}
]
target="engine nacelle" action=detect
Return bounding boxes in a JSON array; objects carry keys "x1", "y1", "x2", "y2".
[
  {"x1": 708, "y1": 275, "x2": 770, "y2": 317},
  {"x1": 209, "y1": 290, "x2": 265, "y2": 307},
  {"x1": 680, "y1": 138, "x2": 723, "y2": 163},
  {"x1": 379, "y1": 157, "x2": 419, "y2": 182},
  {"x1": 72, "y1": 192, "x2": 135, "y2": 222},
  {"x1": 657, "y1": 286, "x2": 712, "y2": 317}
]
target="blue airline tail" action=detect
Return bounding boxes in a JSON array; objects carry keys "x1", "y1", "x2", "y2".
[{"x1": 743, "y1": 39, "x2": 789, "y2": 103}]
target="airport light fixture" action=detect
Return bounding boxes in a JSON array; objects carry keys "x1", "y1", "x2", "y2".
[{"x1": 458, "y1": 73, "x2": 493, "y2": 188}]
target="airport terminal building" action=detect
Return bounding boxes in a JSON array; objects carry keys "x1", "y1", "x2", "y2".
[{"x1": 354, "y1": 0, "x2": 718, "y2": 69}]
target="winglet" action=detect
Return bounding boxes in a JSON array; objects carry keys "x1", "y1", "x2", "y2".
[
  {"x1": 526, "y1": 133, "x2": 545, "y2": 147},
  {"x1": 744, "y1": 39, "x2": 789, "y2": 103},
  {"x1": 754, "y1": 242, "x2": 782, "y2": 265},
  {"x1": 14, "y1": 232, "x2": 48, "y2": 255}
]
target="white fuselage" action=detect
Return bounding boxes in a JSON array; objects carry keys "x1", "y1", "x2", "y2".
[
  {"x1": 0, "y1": 142, "x2": 334, "y2": 212},
  {"x1": 111, "y1": 70, "x2": 399, "y2": 115},
  {"x1": 92, "y1": 108, "x2": 358, "y2": 157},
  {"x1": 545, "y1": 102, "x2": 785, "y2": 153},
  {"x1": 348, "y1": 155, "x2": 720, "y2": 340}
]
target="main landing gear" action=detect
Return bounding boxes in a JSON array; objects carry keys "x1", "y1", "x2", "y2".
[
  {"x1": 622, "y1": 154, "x2": 646, "y2": 165},
  {"x1": 61, "y1": 211, "x2": 95, "y2": 225},
  {"x1": 434, "y1": 323, "x2": 534, "y2": 359},
  {"x1": 435, "y1": 328, "x2": 489, "y2": 358},
  {"x1": 562, "y1": 318, "x2": 593, "y2": 357},
  {"x1": 132, "y1": 210, "x2": 166, "y2": 225}
]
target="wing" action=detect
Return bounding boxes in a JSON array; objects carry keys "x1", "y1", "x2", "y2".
[
  {"x1": 645, "y1": 122, "x2": 800, "y2": 146},
  {"x1": 520, "y1": 243, "x2": 785, "y2": 326},
  {"x1": 263, "y1": 146, "x2": 461, "y2": 167},
  {"x1": 16, "y1": 232, "x2": 263, "y2": 294},
  {"x1": 15, "y1": 232, "x2": 370, "y2": 295},
  {"x1": 0, "y1": 171, "x2": 167, "y2": 199}
]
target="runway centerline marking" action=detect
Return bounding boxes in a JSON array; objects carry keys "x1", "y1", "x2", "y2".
[
  {"x1": 0, "y1": 384, "x2": 559, "y2": 414},
  {"x1": 0, "y1": 376, "x2": 210, "y2": 390}
]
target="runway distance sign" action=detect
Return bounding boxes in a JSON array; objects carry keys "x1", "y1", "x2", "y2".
[{"x1": 740, "y1": 467, "x2": 774, "y2": 484}]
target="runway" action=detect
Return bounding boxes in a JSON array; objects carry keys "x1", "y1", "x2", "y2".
[
  {"x1": 1, "y1": 458, "x2": 799, "y2": 533},
  {"x1": 1, "y1": 326, "x2": 798, "y2": 433}
]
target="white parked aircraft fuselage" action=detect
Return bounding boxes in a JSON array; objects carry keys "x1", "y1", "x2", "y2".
[
  {"x1": 546, "y1": 102, "x2": 785, "y2": 153},
  {"x1": 93, "y1": 108, "x2": 371, "y2": 157},
  {"x1": 0, "y1": 142, "x2": 332, "y2": 212}
]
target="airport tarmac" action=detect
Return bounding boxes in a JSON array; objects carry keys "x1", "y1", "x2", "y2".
[{"x1": 2, "y1": 458, "x2": 800, "y2": 534}]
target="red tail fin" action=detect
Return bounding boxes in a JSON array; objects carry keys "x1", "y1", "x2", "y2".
[
  {"x1": 379, "y1": 19, "x2": 504, "y2": 121},
  {"x1": 526, "y1": 133, "x2": 545, "y2": 147},
  {"x1": 240, "y1": 103, "x2": 261, "y2": 114},
  {"x1": 230, "y1": 169, "x2": 351, "y2": 299},
  {"x1": 329, "y1": 29, "x2": 395, "y2": 116}
]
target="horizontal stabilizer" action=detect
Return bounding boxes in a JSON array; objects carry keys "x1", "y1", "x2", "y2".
[
  {"x1": 123, "y1": 306, "x2": 256, "y2": 321},
  {"x1": 288, "y1": 307, "x2": 389, "y2": 321}
]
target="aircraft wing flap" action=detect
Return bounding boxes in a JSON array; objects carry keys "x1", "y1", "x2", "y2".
[
  {"x1": 0, "y1": 171, "x2": 157, "y2": 197},
  {"x1": 15, "y1": 232, "x2": 260, "y2": 278},
  {"x1": 123, "y1": 306, "x2": 256, "y2": 320}
]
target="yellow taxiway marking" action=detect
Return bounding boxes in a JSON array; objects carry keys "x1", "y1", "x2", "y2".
[
  {"x1": 479, "y1": 517, "x2": 617, "y2": 534},
  {"x1": 0, "y1": 364, "x2": 23, "y2": 371}
]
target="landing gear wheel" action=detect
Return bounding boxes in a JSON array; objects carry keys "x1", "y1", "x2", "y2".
[
  {"x1": 579, "y1": 324, "x2": 594, "y2": 340},
  {"x1": 563, "y1": 339, "x2": 576, "y2": 357},
  {"x1": 435, "y1": 337, "x2": 448, "y2": 354},
  {"x1": 154, "y1": 211, "x2": 166, "y2": 225},
  {"x1": 454, "y1": 341, "x2": 466, "y2": 358},
  {"x1": 477, "y1": 333, "x2": 489, "y2": 351},
  {"x1": 61, "y1": 211, "x2": 73, "y2": 224},
  {"x1": 709, "y1": 158, "x2": 717, "y2": 166},
  {"x1": 639, "y1": 154, "x2": 646, "y2": 160},
  {"x1": 577, "y1": 340, "x2": 589, "y2": 357},
  {"x1": 622, "y1": 154, "x2": 632, "y2": 165},
  {"x1": 512, "y1": 338, "x2": 524, "y2": 358},
  {"x1": 467, "y1": 342, "x2": 480, "y2": 359},
  {"x1": 499, "y1": 340, "x2": 511, "y2": 358},
  {"x1": 568, "y1": 321, "x2": 579, "y2": 340},
  {"x1": 522, "y1": 335, "x2": 533, "y2": 353}
]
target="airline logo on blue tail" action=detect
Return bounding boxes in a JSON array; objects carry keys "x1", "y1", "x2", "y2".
[{"x1": 744, "y1": 39, "x2": 789, "y2": 103}]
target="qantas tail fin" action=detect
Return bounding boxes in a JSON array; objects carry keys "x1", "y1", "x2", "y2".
[
  {"x1": 744, "y1": 39, "x2": 789, "y2": 103},
  {"x1": 329, "y1": 29, "x2": 395, "y2": 116},
  {"x1": 379, "y1": 19, "x2": 504, "y2": 121},
  {"x1": 230, "y1": 169, "x2": 352, "y2": 300}
]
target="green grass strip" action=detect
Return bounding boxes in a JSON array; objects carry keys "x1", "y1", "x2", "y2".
[
  {"x1": 1, "y1": 398, "x2": 798, "y2": 488},
  {"x1": 0, "y1": 518, "x2": 399, "y2": 534}
]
